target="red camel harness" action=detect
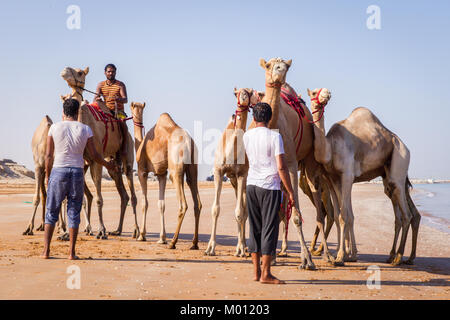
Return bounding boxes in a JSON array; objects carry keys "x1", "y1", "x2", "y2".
[
  {"x1": 276, "y1": 87, "x2": 327, "y2": 235},
  {"x1": 85, "y1": 102, "x2": 137, "y2": 152}
]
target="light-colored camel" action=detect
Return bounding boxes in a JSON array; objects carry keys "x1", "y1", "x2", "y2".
[
  {"x1": 22, "y1": 116, "x2": 68, "y2": 235},
  {"x1": 60, "y1": 67, "x2": 139, "y2": 239},
  {"x1": 308, "y1": 87, "x2": 421, "y2": 266},
  {"x1": 247, "y1": 57, "x2": 316, "y2": 270},
  {"x1": 130, "y1": 102, "x2": 202, "y2": 249},
  {"x1": 205, "y1": 88, "x2": 262, "y2": 257}
]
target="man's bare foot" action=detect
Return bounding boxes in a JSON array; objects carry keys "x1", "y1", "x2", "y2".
[
  {"x1": 41, "y1": 250, "x2": 50, "y2": 259},
  {"x1": 68, "y1": 255, "x2": 80, "y2": 260},
  {"x1": 260, "y1": 275, "x2": 285, "y2": 284},
  {"x1": 254, "y1": 270, "x2": 261, "y2": 281}
]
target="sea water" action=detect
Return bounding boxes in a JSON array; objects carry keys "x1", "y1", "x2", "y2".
[{"x1": 412, "y1": 183, "x2": 450, "y2": 234}]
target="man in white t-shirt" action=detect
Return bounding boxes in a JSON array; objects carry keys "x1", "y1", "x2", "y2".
[
  {"x1": 243, "y1": 102, "x2": 295, "y2": 284},
  {"x1": 42, "y1": 98, "x2": 116, "y2": 260}
]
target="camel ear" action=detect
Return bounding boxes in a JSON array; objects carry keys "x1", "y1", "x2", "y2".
[
  {"x1": 130, "y1": 102, "x2": 135, "y2": 109},
  {"x1": 258, "y1": 91, "x2": 265, "y2": 99},
  {"x1": 259, "y1": 58, "x2": 268, "y2": 70},
  {"x1": 307, "y1": 88, "x2": 312, "y2": 97},
  {"x1": 60, "y1": 95, "x2": 65, "y2": 102},
  {"x1": 83, "y1": 67, "x2": 89, "y2": 75},
  {"x1": 285, "y1": 59, "x2": 292, "y2": 67},
  {"x1": 234, "y1": 87, "x2": 239, "y2": 97}
]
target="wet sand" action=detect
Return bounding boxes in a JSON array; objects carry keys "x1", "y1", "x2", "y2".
[{"x1": 0, "y1": 181, "x2": 448, "y2": 300}]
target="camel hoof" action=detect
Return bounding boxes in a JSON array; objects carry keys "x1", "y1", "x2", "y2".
[
  {"x1": 137, "y1": 235, "x2": 146, "y2": 241},
  {"x1": 23, "y1": 227, "x2": 34, "y2": 236},
  {"x1": 190, "y1": 244, "x2": 199, "y2": 250},
  {"x1": 108, "y1": 230, "x2": 121, "y2": 236},
  {"x1": 168, "y1": 243, "x2": 176, "y2": 250},
  {"x1": 311, "y1": 250, "x2": 322, "y2": 257},
  {"x1": 404, "y1": 259, "x2": 414, "y2": 265},
  {"x1": 298, "y1": 263, "x2": 316, "y2": 271},
  {"x1": 96, "y1": 232, "x2": 108, "y2": 240},
  {"x1": 344, "y1": 256, "x2": 358, "y2": 262},
  {"x1": 132, "y1": 229, "x2": 139, "y2": 239},
  {"x1": 277, "y1": 251, "x2": 288, "y2": 257},
  {"x1": 36, "y1": 224, "x2": 45, "y2": 231},
  {"x1": 57, "y1": 233, "x2": 70, "y2": 241},
  {"x1": 333, "y1": 260, "x2": 345, "y2": 267},
  {"x1": 205, "y1": 251, "x2": 216, "y2": 256},
  {"x1": 157, "y1": 239, "x2": 167, "y2": 244}
]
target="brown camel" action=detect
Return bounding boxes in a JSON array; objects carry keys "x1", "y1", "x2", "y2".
[
  {"x1": 130, "y1": 102, "x2": 202, "y2": 249},
  {"x1": 308, "y1": 87, "x2": 421, "y2": 266},
  {"x1": 205, "y1": 88, "x2": 262, "y2": 257},
  {"x1": 60, "y1": 66, "x2": 139, "y2": 239},
  {"x1": 247, "y1": 57, "x2": 316, "y2": 270}
]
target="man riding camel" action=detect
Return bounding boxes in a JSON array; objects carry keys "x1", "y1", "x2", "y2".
[{"x1": 95, "y1": 63, "x2": 129, "y2": 164}]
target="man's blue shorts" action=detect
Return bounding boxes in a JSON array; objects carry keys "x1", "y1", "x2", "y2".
[{"x1": 45, "y1": 167, "x2": 84, "y2": 228}]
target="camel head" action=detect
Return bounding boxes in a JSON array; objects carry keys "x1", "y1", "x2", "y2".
[
  {"x1": 259, "y1": 57, "x2": 292, "y2": 87},
  {"x1": 130, "y1": 102, "x2": 146, "y2": 122},
  {"x1": 234, "y1": 87, "x2": 264, "y2": 107},
  {"x1": 60, "y1": 94, "x2": 71, "y2": 102},
  {"x1": 307, "y1": 88, "x2": 331, "y2": 108},
  {"x1": 60, "y1": 66, "x2": 89, "y2": 89}
]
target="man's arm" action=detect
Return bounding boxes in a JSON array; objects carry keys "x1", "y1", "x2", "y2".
[
  {"x1": 85, "y1": 137, "x2": 117, "y2": 171},
  {"x1": 115, "y1": 82, "x2": 128, "y2": 104},
  {"x1": 45, "y1": 135, "x2": 54, "y2": 186},
  {"x1": 276, "y1": 154, "x2": 295, "y2": 207}
]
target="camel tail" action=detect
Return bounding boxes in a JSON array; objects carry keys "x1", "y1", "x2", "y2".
[{"x1": 405, "y1": 176, "x2": 421, "y2": 218}]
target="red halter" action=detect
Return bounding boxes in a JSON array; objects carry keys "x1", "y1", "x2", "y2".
[{"x1": 233, "y1": 89, "x2": 260, "y2": 128}]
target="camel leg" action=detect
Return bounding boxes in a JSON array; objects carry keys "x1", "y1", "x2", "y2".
[
  {"x1": 387, "y1": 199, "x2": 402, "y2": 264},
  {"x1": 234, "y1": 175, "x2": 247, "y2": 257},
  {"x1": 205, "y1": 169, "x2": 223, "y2": 256},
  {"x1": 333, "y1": 176, "x2": 351, "y2": 266},
  {"x1": 278, "y1": 192, "x2": 288, "y2": 257},
  {"x1": 186, "y1": 165, "x2": 202, "y2": 250},
  {"x1": 56, "y1": 199, "x2": 70, "y2": 241},
  {"x1": 310, "y1": 182, "x2": 335, "y2": 264},
  {"x1": 137, "y1": 171, "x2": 148, "y2": 241},
  {"x1": 405, "y1": 188, "x2": 421, "y2": 265},
  {"x1": 23, "y1": 167, "x2": 44, "y2": 235},
  {"x1": 90, "y1": 163, "x2": 107, "y2": 239},
  {"x1": 168, "y1": 172, "x2": 188, "y2": 249},
  {"x1": 83, "y1": 181, "x2": 94, "y2": 235},
  {"x1": 123, "y1": 150, "x2": 139, "y2": 239},
  {"x1": 108, "y1": 165, "x2": 130, "y2": 236},
  {"x1": 315, "y1": 187, "x2": 335, "y2": 255},
  {"x1": 156, "y1": 174, "x2": 167, "y2": 244},
  {"x1": 344, "y1": 199, "x2": 358, "y2": 262},
  {"x1": 391, "y1": 186, "x2": 412, "y2": 266},
  {"x1": 289, "y1": 167, "x2": 315, "y2": 270}
]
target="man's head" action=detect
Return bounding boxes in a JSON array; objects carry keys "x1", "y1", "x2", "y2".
[
  {"x1": 104, "y1": 64, "x2": 117, "y2": 81},
  {"x1": 252, "y1": 102, "x2": 272, "y2": 124},
  {"x1": 63, "y1": 98, "x2": 80, "y2": 119}
]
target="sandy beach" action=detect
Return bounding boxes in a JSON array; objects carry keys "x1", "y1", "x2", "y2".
[{"x1": 0, "y1": 180, "x2": 448, "y2": 300}]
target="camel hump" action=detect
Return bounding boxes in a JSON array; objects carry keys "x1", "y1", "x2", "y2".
[
  {"x1": 350, "y1": 107, "x2": 383, "y2": 123},
  {"x1": 157, "y1": 112, "x2": 178, "y2": 129}
]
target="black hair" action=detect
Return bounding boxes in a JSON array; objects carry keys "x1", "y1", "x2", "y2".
[
  {"x1": 252, "y1": 102, "x2": 272, "y2": 123},
  {"x1": 63, "y1": 98, "x2": 80, "y2": 118},
  {"x1": 104, "y1": 64, "x2": 117, "y2": 71}
]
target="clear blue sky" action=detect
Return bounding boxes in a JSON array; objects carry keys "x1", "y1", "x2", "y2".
[{"x1": 0, "y1": 0, "x2": 449, "y2": 180}]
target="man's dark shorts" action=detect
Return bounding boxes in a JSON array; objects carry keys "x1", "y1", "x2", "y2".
[
  {"x1": 246, "y1": 185, "x2": 282, "y2": 255},
  {"x1": 45, "y1": 167, "x2": 84, "y2": 228}
]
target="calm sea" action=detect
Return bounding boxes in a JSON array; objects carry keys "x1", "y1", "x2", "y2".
[{"x1": 412, "y1": 183, "x2": 450, "y2": 234}]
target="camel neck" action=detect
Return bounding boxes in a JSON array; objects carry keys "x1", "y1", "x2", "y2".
[
  {"x1": 263, "y1": 85, "x2": 281, "y2": 129},
  {"x1": 234, "y1": 108, "x2": 249, "y2": 131},
  {"x1": 311, "y1": 102, "x2": 331, "y2": 165},
  {"x1": 70, "y1": 86, "x2": 84, "y2": 104},
  {"x1": 132, "y1": 115, "x2": 144, "y2": 152}
]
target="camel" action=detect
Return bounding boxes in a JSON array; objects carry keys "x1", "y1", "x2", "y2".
[
  {"x1": 130, "y1": 102, "x2": 202, "y2": 249},
  {"x1": 247, "y1": 57, "x2": 316, "y2": 270},
  {"x1": 205, "y1": 88, "x2": 262, "y2": 257},
  {"x1": 23, "y1": 116, "x2": 68, "y2": 235},
  {"x1": 308, "y1": 87, "x2": 421, "y2": 266},
  {"x1": 60, "y1": 67, "x2": 139, "y2": 239}
]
